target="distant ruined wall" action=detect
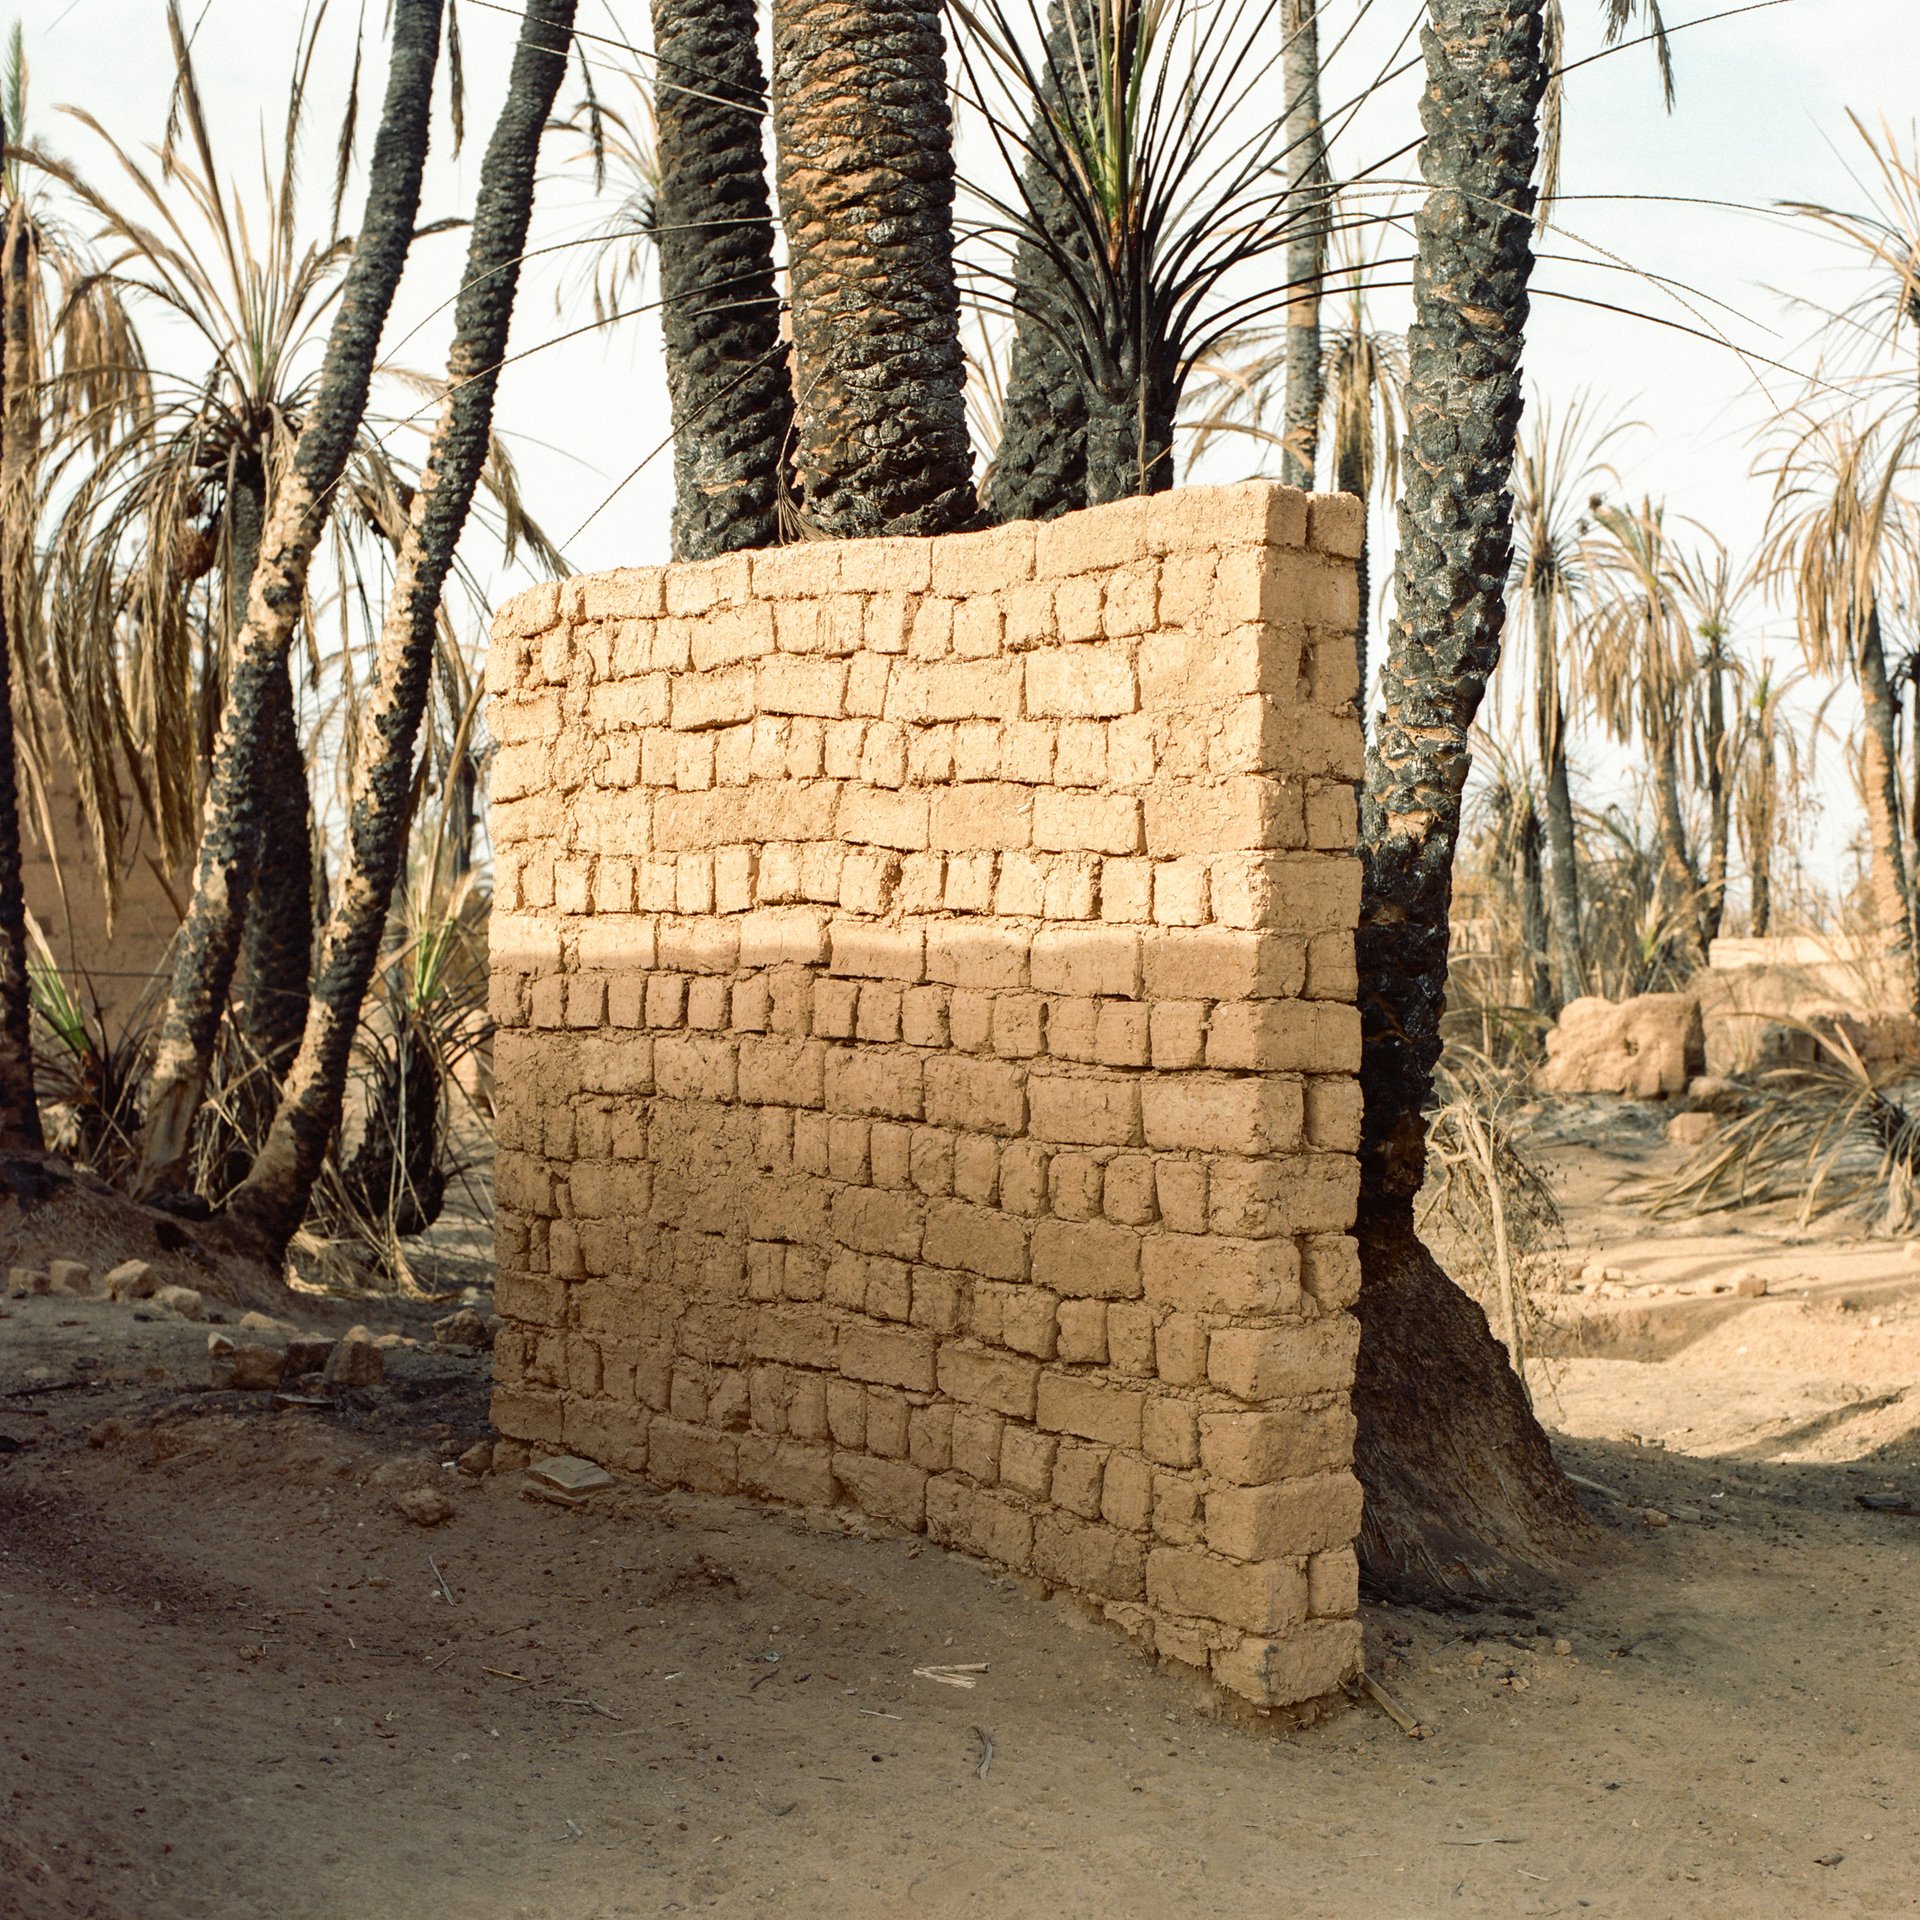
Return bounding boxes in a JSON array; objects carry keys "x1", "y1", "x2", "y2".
[{"x1": 484, "y1": 483, "x2": 1369, "y2": 1710}]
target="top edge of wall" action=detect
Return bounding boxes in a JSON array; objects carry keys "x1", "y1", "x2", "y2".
[{"x1": 492, "y1": 482, "x2": 1365, "y2": 644}]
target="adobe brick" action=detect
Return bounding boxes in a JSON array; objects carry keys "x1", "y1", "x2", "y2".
[
  {"x1": 1206, "y1": 1318, "x2": 1360, "y2": 1402},
  {"x1": 1212, "y1": 1618, "x2": 1362, "y2": 1709},
  {"x1": 1198, "y1": 1401, "x2": 1356, "y2": 1485},
  {"x1": 833, "y1": 1451, "x2": 929, "y2": 1531},
  {"x1": 1139, "y1": 1075, "x2": 1303, "y2": 1155},
  {"x1": 1146, "y1": 1548, "x2": 1309, "y2": 1635},
  {"x1": 921, "y1": 1200, "x2": 1029, "y2": 1282},
  {"x1": 1029, "y1": 926, "x2": 1141, "y2": 998},
  {"x1": 1031, "y1": 1512, "x2": 1147, "y2": 1601},
  {"x1": 936, "y1": 1340, "x2": 1041, "y2": 1419},
  {"x1": 1205, "y1": 999, "x2": 1362, "y2": 1073},
  {"x1": 1031, "y1": 1217, "x2": 1142, "y2": 1299},
  {"x1": 1036, "y1": 1371, "x2": 1145, "y2": 1448},
  {"x1": 1028, "y1": 1072, "x2": 1142, "y2": 1147}
]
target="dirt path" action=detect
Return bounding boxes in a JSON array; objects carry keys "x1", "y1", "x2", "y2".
[{"x1": 3, "y1": 1280, "x2": 1917, "y2": 1920}]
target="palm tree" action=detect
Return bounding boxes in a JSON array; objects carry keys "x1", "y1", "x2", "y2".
[
  {"x1": 1179, "y1": 223, "x2": 1404, "y2": 714},
  {"x1": 952, "y1": 0, "x2": 1354, "y2": 507},
  {"x1": 0, "y1": 160, "x2": 33, "y2": 1145},
  {"x1": 1672, "y1": 536, "x2": 1750, "y2": 948},
  {"x1": 1763, "y1": 409, "x2": 1920, "y2": 1009},
  {"x1": 0, "y1": 23, "x2": 147, "y2": 1149},
  {"x1": 645, "y1": 0, "x2": 791, "y2": 557},
  {"x1": 1280, "y1": 0, "x2": 1328, "y2": 491},
  {"x1": 1351, "y1": 0, "x2": 1586, "y2": 1596},
  {"x1": 1771, "y1": 121, "x2": 1920, "y2": 1008},
  {"x1": 228, "y1": 0, "x2": 578, "y2": 1257},
  {"x1": 981, "y1": 0, "x2": 1098, "y2": 523},
  {"x1": 134, "y1": 0, "x2": 445, "y2": 1197},
  {"x1": 1318, "y1": 259, "x2": 1404, "y2": 722},
  {"x1": 1504, "y1": 395, "x2": 1624, "y2": 1000},
  {"x1": 1584, "y1": 495, "x2": 1701, "y2": 959},
  {"x1": 1733, "y1": 659, "x2": 1807, "y2": 939},
  {"x1": 770, "y1": 0, "x2": 975, "y2": 535}
]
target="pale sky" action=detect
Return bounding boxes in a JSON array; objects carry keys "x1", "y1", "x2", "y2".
[{"x1": 23, "y1": 0, "x2": 1920, "y2": 896}]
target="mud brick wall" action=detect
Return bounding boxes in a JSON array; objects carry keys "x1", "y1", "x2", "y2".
[{"x1": 485, "y1": 483, "x2": 1368, "y2": 1710}]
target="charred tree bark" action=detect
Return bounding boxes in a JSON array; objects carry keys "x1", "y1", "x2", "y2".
[
  {"x1": 1336, "y1": 438, "x2": 1371, "y2": 726},
  {"x1": 1082, "y1": 351, "x2": 1177, "y2": 505},
  {"x1": 227, "y1": 462, "x2": 313, "y2": 1098},
  {"x1": 984, "y1": 0, "x2": 1097, "y2": 525},
  {"x1": 1353, "y1": 0, "x2": 1587, "y2": 1598},
  {"x1": 771, "y1": 0, "x2": 976, "y2": 536},
  {"x1": 135, "y1": 0, "x2": 443, "y2": 1197},
  {"x1": 228, "y1": 0, "x2": 576, "y2": 1257},
  {"x1": 1520, "y1": 799, "x2": 1553, "y2": 1016},
  {"x1": 1281, "y1": 0, "x2": 1329, "y2": 492},
  {"x1": 0, "y1": 234, "x2": 40, "y2": 1150},
  {"x1": 651, "y1": 0, "x2": 792, "y2": 558}
]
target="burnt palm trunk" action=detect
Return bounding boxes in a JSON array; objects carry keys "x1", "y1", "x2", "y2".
[
  {"x1": 771, "y1": 0, "x2": 975, "y2": 535},
  {"x1": 1351, "y1": 0, "x2": 1585, "y2": 1597},
  {"x1": 0, "y1": 232, "x2": 40, "y2": 1150},
  {"x1": 1281, "y1": 0, "x2": 1328, "y2": 491},
  {"x1": 135, "y1": 0, "x2": 443, "y2": 1197},
  {"x1": 1336, "y1": 438, "x2": 1370, "y2": 723},
  {"x1": 1858, "y1": 606, "x2": 1918, "y2": 1011},
  {"x1": 651, "y1": 0, "x2": 792, "y2": 557},
  {"x1": 227, "y1": 461, "x2": 314, "y2": 1098},
  {"x1": 1532, "y1": 587, "x2": 1584, "y2": 997},
  {"x1": 1520, "y1": 798, "x2": 1552, "y2": 1015},
  {"x1": 985, "y1": 0, "x2": 1098, "y2": 524},
  {"x1": 229, "y1": 0, "x2": 577, "y2": 1257},
  {"x1": 1082, "y1": 340, "x2": 1177, "y2": 504}
]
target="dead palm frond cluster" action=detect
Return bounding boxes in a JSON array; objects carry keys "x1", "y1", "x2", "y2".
[
  {"x1": 1423, "y1": 1037, "x2": 1568, "y2": 1394},
  {"x1": 1637, "y1": 1024, "x2": 1920, "y2": 1231}
]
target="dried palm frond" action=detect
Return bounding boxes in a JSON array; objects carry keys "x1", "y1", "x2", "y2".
[
  {"x1": 1635, "y1": 1023, "x2": 1920, "y2": 1230},
  {"x1": 22, "y1": 3, "x2": 563, "y2": 912},
  {"x1": 1424, "y1": 1040, "x2": 1568, "y2": 1393}
]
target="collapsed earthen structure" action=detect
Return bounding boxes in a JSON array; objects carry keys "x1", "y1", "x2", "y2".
[{"x1": 484, "y1": 483, "x2": 1368, "y2": 1709}]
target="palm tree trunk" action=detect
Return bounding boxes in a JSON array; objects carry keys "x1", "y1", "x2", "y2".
[
  {"x1": 1520, "y1": 799, "x2": 1552, "y2": 1015},
  {"x1": 0, "y1": 256, "x2": 40, "y2": 1151},
  {"x1": 1336, "y1": 439, "x2": 1370, "y2": 725},
  {"x1": 1533, "y1": 590, "x2": 1585, "y2": 998},
  {"x1": 1352, "y1": 0, "x2": 1585, "y2": 1598},
  {"x1": 1650, "y1": 720, "x2": 1697, "y2": 954},
  {"x1": 771, "y1": 0, "x2": 975, "y2": 535},
  {"x1": 1859, "y1": 605, "x2": 1919, "y2": 1011},
  {"x1": 651, "y1": 0, "x2": 792, "y2": 558},
  {"x1": 984, "y1": 0, "x2": 1096, "y2": 525},
  {"x1": 134, "y1": 0, "x2": 444, "y2": 1197},
  {"x1": 1281, "y1": 0, "x2": 1328, "y2": 491},
  {"x1": 1750, "y1": 811, "x2": 1772, "y2": 935},
  {"x1": 226, "y1": 463, "x2": 313, "y2": 1096},
  {"x1": 1081, "y1": 351, "x2": 1176, "y2": 505},
  {"x1": 228, "y1": 0, "x2": 576, "y2": 1258},
  {"x1": 1702, "y1": 654, "x2": 1728, "y2": 949}
]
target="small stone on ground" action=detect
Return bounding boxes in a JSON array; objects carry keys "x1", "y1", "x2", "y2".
[{"x1": 527, "y1": 1454, "x2": 614, "y2": 1494}]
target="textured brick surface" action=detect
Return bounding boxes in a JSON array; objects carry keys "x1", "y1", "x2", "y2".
[{"x1": 486, "y1": 484, "x2": 1365, "y2": 1711}]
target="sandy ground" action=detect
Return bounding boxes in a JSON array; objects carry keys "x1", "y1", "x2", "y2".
[{"x1": 4, "y1": 1103, "x2": 1920, "y2": 1919}]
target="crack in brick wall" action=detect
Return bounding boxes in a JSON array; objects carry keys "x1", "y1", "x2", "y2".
[{"x1": 485, "y1": 482, "x2": 1368, "y2": 1709}]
